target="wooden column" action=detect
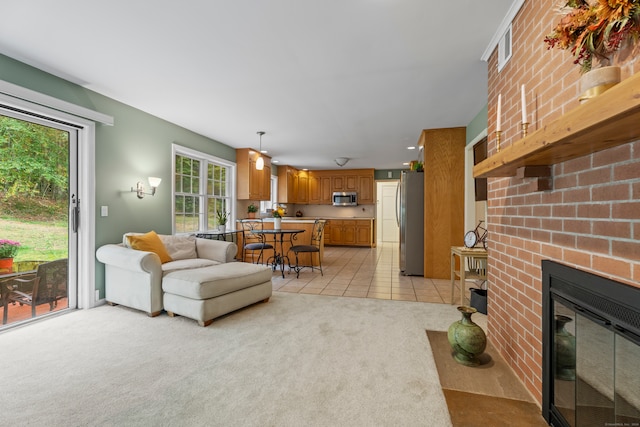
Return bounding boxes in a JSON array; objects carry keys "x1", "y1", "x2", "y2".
[{"x1": 420, "y1": 127, "x2": 466, "y2": 279}]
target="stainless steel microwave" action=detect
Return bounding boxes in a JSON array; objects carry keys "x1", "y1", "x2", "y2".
[{"x1": 332, "y1": 192, "x2": 357, "y2": 206}]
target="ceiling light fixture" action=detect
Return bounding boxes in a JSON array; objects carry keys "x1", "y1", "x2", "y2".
[
  {"x1": 335, "y1": 157, "x2": 349, "y2": 167},
  {"x1": 256, "y1": 131, "x2": 265, "y2": 170}
]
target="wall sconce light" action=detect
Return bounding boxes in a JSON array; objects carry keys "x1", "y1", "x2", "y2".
[
  {"x1": 256, "y1": 131, "x2": 265, "y2": 170},
  {"x1": 132, "y1": 176, "x2": 162, "y2": 199}
]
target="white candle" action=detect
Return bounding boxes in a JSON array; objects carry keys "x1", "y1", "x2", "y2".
[
  {"x1": 521, "y1": 84, "x2": 527, "y2": 123},
  {"x1": 496, "y1": 94, "x2": 502, "y2": 131}
]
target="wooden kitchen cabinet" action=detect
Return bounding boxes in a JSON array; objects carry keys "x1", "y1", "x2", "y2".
[
  {"x1": 342, "y1": 221, "x2": 357, "y2": 245},
  {"x1": 277, "y1": 165, "x2": 298, "y2": 204},
  {"x1": 309, "y1": 173, "x2": 320, "y2": 204},
  {"x1": 355, "y1": 220, "x2": 373, "y2": 246},
  {"x1": 281, "y1": 167, "x2": 374, "y2": 205},
  {"x1": 330, "y1": 220, "x2": 356, "y2": 245},
  {"x1": 323, "y1": 220, "x2": 332, "y2": 244},
  {"x1": 309, "y1": 171, "x2": 333, "y2": 204},
  {"x1": 332, "y1": 174, "x2": 358, "y2": 192},
  {"x1": 278, "y1": 166, "x2": 309, "y2": 204},
  {"x1": 357, "y1": 171, "x2": 375, "y2": 204},
  {"x1": 332, "y1": 170, "x2": 374, "y2": 203},
  {"x1": 325, "y1": 219, "x2": 374, "y2": 247},
  {"x1": 320, "y1": 175, "x2": 332, "y2": 204},
  {"x1": 237, "y1": 148, "x2": 271, "y2": 200},
  {"x1": 296, "y1": 170, "x2": 309, "y2": 204}
]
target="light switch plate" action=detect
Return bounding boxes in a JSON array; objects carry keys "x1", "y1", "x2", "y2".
[{"x1": 101, "y1": 206, "x2": 108, "y2": 217}]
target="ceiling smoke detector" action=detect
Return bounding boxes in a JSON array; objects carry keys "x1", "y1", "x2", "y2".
[{"x1": 335, "y1": 157, "x2": 349, "y2": 167}]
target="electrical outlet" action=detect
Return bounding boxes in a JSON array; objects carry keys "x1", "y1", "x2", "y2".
[
  {"x1": 95, "y1": 289, "x2": 100, "y2": 301},
  {"x1": 101, "y1": 206, "x2": 108, "y2": 217}
]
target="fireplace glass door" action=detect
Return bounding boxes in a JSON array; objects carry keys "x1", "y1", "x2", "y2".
[{"x1": 543, "y1": 261, "x2": 640, "y2": 427}]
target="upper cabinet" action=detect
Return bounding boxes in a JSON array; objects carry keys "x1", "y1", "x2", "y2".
[
  {"x1": 332, "y1": 174, "x2": 358, "y2": 192},
  {"x1": 356, "y1": 170, "x2": 374, "y2": 204},
  {"x1": 277, "y1": 166, "x2": 309, "y2": 204},
  {"x1": 236, "y1": 148, "x2": 271, "y2": 201},
  {"x1": 309, "y1": 172, "x2": 333, "y2": 204},
  {"x1": 277, "y1": 165, "x2": 298, "y2": 204},
  {"x1": 296, "y1": 170, "x2": 309, "y2": 204},
  {"x1": 275, "y1": 167, "x2": 375, "y2": 205}
]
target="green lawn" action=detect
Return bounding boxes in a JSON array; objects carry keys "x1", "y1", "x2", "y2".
[{"x1": 1, "y1": 217, "x2": 67, "y2": 261}]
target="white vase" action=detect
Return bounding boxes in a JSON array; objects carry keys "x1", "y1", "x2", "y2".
[
  {"x1": 218, "y1": 225, "x2": 226, "y2": 233},
  {"x1": 273, "y1": 218, "x2": 282, "y2": 229}
]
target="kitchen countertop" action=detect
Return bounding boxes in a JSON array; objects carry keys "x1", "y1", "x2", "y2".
[
  {"x1": 282, "y1": 217, "x2": 374, "y2": 221},
  {"x1": 237, "y1": 217, "x2": 374, "y2": 223}
]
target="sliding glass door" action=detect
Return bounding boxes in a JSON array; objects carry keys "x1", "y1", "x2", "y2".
[{"x1": 0, "y1": 108, "x2": 78, "y2": 327}]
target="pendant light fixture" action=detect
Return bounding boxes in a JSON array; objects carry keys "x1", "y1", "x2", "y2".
[{"x1": 255, "y1": 131, "x2": 265, "y2": 170}]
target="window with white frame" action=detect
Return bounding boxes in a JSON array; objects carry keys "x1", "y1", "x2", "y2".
[
  {"x1": 173, "y1": 145, "x2": 235, "y2": 233},
  {"x1": 260, "y1": 175, "x2": 278, "y2": 214},
  {"x1": 498, "y1": 24, "x2": 512, "y2": 72}
]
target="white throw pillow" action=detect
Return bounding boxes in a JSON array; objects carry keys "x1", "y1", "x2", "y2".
[
  {"x1": 122, "y1": 232, "x2": 143, "y2": 247},
  {"x1": 159, "y1": 235, "x2": 197, "y2": 260}
]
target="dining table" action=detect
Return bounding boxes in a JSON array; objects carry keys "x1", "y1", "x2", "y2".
[
  {"x1": 251, "y1": 228, "x2": 305, "y2": 278},
  {"x1": 195, "y1": 229, "x2": 240, "y2": 243}
]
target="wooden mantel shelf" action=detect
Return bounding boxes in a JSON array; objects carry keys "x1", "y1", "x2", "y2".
[{"x1": 474, "y1": 71, "x2": 640, "y2": 178}]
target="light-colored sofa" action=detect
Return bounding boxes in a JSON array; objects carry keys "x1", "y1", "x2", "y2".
[{"x1": 96, "y1": 233, "x2": 272, "y2": 326}]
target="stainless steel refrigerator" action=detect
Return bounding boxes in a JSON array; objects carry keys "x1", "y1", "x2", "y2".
[{"x1": 396, "y1": 170, "x2": 424, "y2": 275}]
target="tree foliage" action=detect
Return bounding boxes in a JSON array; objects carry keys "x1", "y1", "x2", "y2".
[{"x1": 0, "y1": 115, "x2": 69, "y2": 200}]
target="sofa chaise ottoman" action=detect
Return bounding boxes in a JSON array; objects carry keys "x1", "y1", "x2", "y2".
[
  {"x1": 96, "y1": 231, "x2": 272, "y2": 325},
  {"x1": 162, "y1": 262, "x2": 272, "y2": 326}
]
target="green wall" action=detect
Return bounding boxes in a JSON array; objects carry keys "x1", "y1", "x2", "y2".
[
  {"x1": 466, "y1": 104, "x2": 488, "y2": 145},
  {"x1": 374, "y1": 169, "x2": 404, "y2": 180},
  {"x1": 0, "y1": 54, "x2": 235, "y2": 297}
]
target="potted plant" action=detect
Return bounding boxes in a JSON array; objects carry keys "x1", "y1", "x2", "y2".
[
  {"x1": 272, "y1": 205, "x2": 285, "y2": 229},
  {"x1": 0, "y1": 239, "x2": 21, "y2": 269},
  {"x1": 216, "y1": 210, "x2": 229, "y2": 232},
  {"x1": 247, "y1": 203, "x2": 258, "y2": 219},
  {"x1": 544, "y1": 0, "x2": 640, "y2": 100}
]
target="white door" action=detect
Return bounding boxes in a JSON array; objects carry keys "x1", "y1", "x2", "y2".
[{"x1": 376, "y1": 181, "x2": 399, "y2": 242}]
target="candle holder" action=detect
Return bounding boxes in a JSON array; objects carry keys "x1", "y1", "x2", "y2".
[
  {"x1": 521, "y1": 122, "x2": 529, "y2": 138},
  {"x1": 495, "y1": 130, "x2": 502, "y2": 152}
]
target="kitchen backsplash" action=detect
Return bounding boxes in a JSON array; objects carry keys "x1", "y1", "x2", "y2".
[
  {"x1": 289, "y1": 204, "x2": 375, "y2": 218},
  {"x1": 237, "y1": 200, "x2": 376, "y2": 219}
]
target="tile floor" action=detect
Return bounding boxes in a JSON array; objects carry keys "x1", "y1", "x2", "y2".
[{"x1": 271, "y1": 242, "x2": 481, "y2": 304}]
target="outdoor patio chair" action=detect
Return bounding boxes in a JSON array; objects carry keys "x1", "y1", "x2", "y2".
[{"x1": 2, "y1": 258, "x2": 68, "y2": 324}]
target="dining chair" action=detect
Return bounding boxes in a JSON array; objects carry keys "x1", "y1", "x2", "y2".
[
  {"x1": 240, "y1": 219, "x2": 274, "y2": 265},
  {"x1": 2, "y1": 258, "x2": 68, "y2": 324},
  {"x1": 288, "y1": 219, "x2": 325, "y2": 278}
]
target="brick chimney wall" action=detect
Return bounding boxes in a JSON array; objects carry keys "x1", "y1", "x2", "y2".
[{"x1": 486, "y1": 0, "x2": 640, "y2": 405}]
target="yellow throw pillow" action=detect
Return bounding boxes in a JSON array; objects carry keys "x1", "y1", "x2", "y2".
[{"x1": 127, "y1": 231, "x2": 173, "y2": 264}]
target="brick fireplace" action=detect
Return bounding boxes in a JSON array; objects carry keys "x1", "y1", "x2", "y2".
[{"x1": 482, "y1": 0, "x2": 640, "y2": 407}]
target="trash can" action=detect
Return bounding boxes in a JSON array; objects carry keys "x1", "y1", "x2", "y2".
[{"x1": 469, "y1": 288, "x2": 487, "y2": 315}]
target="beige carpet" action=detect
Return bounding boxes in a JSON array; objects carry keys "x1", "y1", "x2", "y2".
[{"x1": 0, "y1": 293, "x2": 481, "y2": 427}]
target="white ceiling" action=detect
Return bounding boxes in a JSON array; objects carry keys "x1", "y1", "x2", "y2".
[{"x1": 0, "y1": 0, "x2": 514, "y2": 170}]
